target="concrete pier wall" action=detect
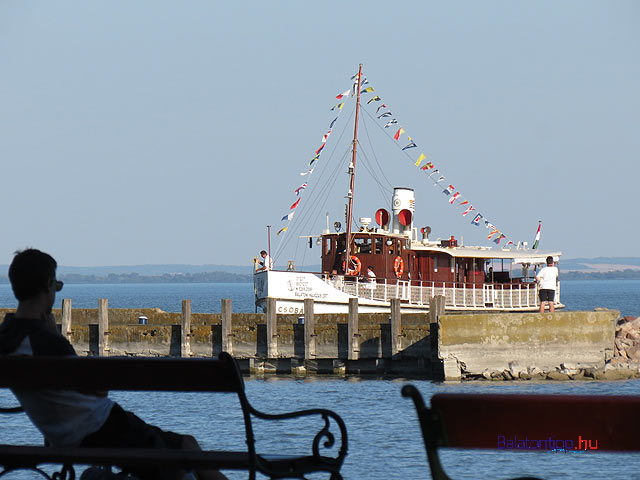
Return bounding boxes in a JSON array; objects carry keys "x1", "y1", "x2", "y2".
[{"x1": 437, "y1": 310, "x2": 618, "y2": 380}]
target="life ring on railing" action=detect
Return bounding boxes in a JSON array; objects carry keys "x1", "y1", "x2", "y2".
[
  {"x1": 342, "y1": 256, "x2": 361, "y2": 276},
  {"x1": 393, "y1": 256, "x2": 405, "y2": 277}
]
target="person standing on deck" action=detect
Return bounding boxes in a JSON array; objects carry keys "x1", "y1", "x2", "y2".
[
  {"x1": 366, "y1": 266, "x2": 376, "y2": 289},
  {"x1": 256, "y1": 250, "x2": 272, "y2": 272},
  {"x1": 536, "y1": 256, "x2": 559, "y2": 313}
]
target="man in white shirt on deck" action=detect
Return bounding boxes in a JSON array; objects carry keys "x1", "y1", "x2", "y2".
[
  {"x1": 256, "y1": 250, "x2": 273, "y2": 272},
  {"x1": 536, "y1": 256, "x2": 559, "y2": 313}
]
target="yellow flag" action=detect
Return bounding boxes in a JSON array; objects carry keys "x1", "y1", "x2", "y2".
[{"x1": 414, "y1": 153, "x2": 426, "y2": 167}]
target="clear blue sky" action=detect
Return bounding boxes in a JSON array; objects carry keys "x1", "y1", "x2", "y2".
[{"x1": 1, "y1": 1, "x2": 638, "y2": 267}]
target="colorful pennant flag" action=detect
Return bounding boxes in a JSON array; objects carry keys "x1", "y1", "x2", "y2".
[
  {"x1": 330, "y1": 102, "x2": 344, "y2": 111},
  {"x1": 421, "y1": 162, "x2": 434, "y2": 171},
  {"x1": 309, "y1": 154, "x2": 319, "y2": 166},
  {"x1": 394, "y1": 127, "x2": 405, "y2": 140},
  {"x1": 277, "y1": 226, "x2": 287, "y2": 236},
  {"x1": 494, "y1": 234, "x2": 506, "y2": 245},
  {"x1": 449, "y1": 192, "x2": 460, "y2": 204},
  {"x1": 376, "y1": 104, "x2": 387, "y2": 113},
  {"x1": 435, "y1": 176, "x2": 446, "y2": 184},
  {"x1": 295, "y1": 183, "x2": 307, "y2": 195},
  {"x1": 367, "y1": 96, "x2": 381, "y2": 104},
  {"x1": 315, "y1": 144, "x2": 325, "y2": 155},
  {"x1": 384, "y1": 119, "x2": 398, "y2": 128},
  {"x1": 281, "y1": 212, "x2": 295, "y2": 221},
  {"x1": 300, "y1": 168, "x2": 314, "y2": 176},
  {"x1": 459, "y1": 200, "x2": 469, "y2": 206},
  {"x1": 378, "y1": 112, "x2": 392, "y2": 119},
  {"x1": 290, "y1": 198, "x2": 300, "y2": 210},
  {"x1": 360, "y1": 86, "x2": 374, "y2": 94},
  {"x1": 321, "y1": 131, "x2": 331, "y2": 143},
  {"x1": 336, "y1": 90, "x2": 350, "y2": 99},
  {"x1": 471, "y1": 213, "x2": 483, "y2": 225},
  {"x1": 462, "y1": 205, "x2": 475, "y2": 216},
  {"x1": 402, "y1": 140, "x2": 417, "y2": 151},
  {"x1": 329, "y1": 117, "x2": 338, "y2": 129},
  {"x1": 414, "y1": 153, "x2": 426, "y2": 167}
]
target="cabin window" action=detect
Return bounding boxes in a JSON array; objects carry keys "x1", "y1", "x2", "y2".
[
  {"x1": 354, "y1": 237, "x2": 371, "y2": 254},
  {"x1": 337, "y1": 236, "x2": 346, "y2": 254},
  {"x1": 324, "y1": 238, "x2": 332, "y2": 255},
  {"x1": 374, "y1": 237, "x2": 383, "y2": 254},
  {"x1": 433, "y1": 257, "x2": 438, "y2": 272}
]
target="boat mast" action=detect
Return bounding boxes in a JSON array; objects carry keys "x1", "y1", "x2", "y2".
[{"x1": 344, "y1": 64, "x2": 363, "y2": 272}]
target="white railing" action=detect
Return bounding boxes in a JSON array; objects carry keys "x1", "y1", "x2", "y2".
[{"x1": 331, "y1": 277, "x2": 554, "y2": 311}]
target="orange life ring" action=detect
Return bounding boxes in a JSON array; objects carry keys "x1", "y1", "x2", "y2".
[
  {"x1": 342, "y1": 255, "x2": 361, "y2": 276},
  {"x1": 393, "y1": 256, "x2": 405, "y2": 277}
]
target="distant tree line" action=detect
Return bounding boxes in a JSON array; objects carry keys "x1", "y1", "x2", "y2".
[
  {"x1": 560, "y1": 269, "x2": 640, "y2": 280},
  {"x1": 0, "y1": 271, "x2": 253, "y2": 284}
]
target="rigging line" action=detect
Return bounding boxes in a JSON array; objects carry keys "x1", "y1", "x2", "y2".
[
  {"x1": 273, "y1": 116, "x2": 355, "y2": 262},
  {"x1": 360, "y1": 100, "x2": 514, "y2": 242},
  {"x1": 272, "y1": 107, "x2": 355, "y2": 261},
  {"x1": 275, "y1": 110, "x2": 354, "y2": 260},
  {"x1": 359, "y1": 111, "x2": 394, "y2": 190},
  {"x1": 355, "y1": 143, "x2": 392, "y2": 206}
]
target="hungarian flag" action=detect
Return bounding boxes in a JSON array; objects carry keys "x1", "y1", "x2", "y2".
[{"x1": 532, "y1": 221, "x2": 541, "y2": 249}]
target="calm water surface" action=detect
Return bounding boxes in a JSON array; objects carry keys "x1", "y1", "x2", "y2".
[{"x1": 1, "y1": 280, "x2": 640, "y2": 478}]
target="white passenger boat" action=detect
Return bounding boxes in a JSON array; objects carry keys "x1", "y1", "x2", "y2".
[{"x1": 255, "y1": 65, "x2": 563, "y2": 314}]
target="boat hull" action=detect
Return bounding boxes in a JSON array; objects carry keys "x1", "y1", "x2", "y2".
[{"x1": 254, "y1": 271, "x2": 563, "y2": 314}]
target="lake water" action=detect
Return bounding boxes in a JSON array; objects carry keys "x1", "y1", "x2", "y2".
[{"x1": 1, "y1": 280, "x2": 640, "y2": 479}]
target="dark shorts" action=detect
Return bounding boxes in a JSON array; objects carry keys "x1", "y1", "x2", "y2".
[
  {"x1": 81, "y1": 403, "x2": 186, "y2": 480},
  {"x1": 539, "y1": 289, "x2": 555, "y2": 302}
]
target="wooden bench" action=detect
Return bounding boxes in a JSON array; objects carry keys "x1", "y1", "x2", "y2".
[
  {"x1": 0, "y1": 353, "x2": 348, "y2": 480},
  {"x1": 402, "y1": 385, "x2": 640, "y2": 480}
]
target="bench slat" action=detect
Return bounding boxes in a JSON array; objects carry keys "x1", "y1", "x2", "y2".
[{"x1": 0, "y1": 356, "x2": 242, "y2": 392}]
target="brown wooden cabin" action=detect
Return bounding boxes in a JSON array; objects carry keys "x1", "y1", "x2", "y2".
[{"x1": 321, "y1": 231, "x2": 492, "y2": 286}]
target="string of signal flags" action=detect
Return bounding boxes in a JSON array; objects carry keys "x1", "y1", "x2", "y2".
[{"x1": 276, "y1": 70, "x2": 525, "y2": 249}]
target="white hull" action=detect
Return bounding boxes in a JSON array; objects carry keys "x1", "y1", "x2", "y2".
[{"x1": 254, "y1": 271, "x2": 562, "y2": 314}]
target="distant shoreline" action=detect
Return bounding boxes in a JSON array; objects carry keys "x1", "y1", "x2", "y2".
[{"x1": 1, "y1": 269, "x2": 640, "y2": 284}]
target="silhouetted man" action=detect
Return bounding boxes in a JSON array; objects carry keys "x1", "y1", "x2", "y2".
[{"x1": 0, "y1": 249, "x2": 226, "y2": 480}]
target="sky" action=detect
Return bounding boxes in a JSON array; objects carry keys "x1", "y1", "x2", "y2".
[{"x1": 1, "y1": 1, "x2": 638, "y2": 267}]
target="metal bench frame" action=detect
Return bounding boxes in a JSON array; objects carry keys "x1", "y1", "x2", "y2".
[{"x1": 0, "y1": 353, "x2": 347, "y2": 479}]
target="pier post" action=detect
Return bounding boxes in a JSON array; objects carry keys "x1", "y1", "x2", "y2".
[
  {"x1": 181, "y1": 299, "x2": 192, "y2": 357},
  {"x1": 348, "y1": 298, "x2": 359, "y2": 360},
  {"x1": 304, "y1": 298, "x2": 316, "y2": 359},
  {"x1": 61, "y1": 298, "x2": 72, "y2": 342},
  {"x1": 429, "y1": 295, "x2": 445, "y2": 323},
  {"x1": 221, "y1": 298, "x2": 233, "y2": 355},
  {"x1": 390, "y1": 298, "x2": 401, "y2": 357},
  {"x1": 98, "y1": 299, "x2": 109, "y2": 357},
  {"x1": 266, "y1": 297, "x2": 278, "y2": 357}
]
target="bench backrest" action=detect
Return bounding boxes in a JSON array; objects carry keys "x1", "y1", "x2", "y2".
[
  {"x1": 430, "y1": 393, "x2": 640, "y2": 451},
  {"x1": 0, "y1": 352, "x2": 244, "y2": 393}
]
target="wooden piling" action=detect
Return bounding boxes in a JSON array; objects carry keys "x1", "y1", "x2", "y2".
[
  {"x1": 61, "y1": 298, "x2": 72, "y2": 342},
  {"x1": 304, "y1": 298, "x2": 316, "y2": 359},
  {"x1": 181, "y1": 299, "x2": 192, "y2": 357},
  {"x1": 98, "y1": 298, "x2": 109, "y2": 357},
  {"x1": 429, "y1": 295, "x2": 446, "y2": 323},
  {"x1": 266, "y1": 297, "x2": 278, "y2": 357},
  {"x1": 221, "y1": 298, "x2": 233, "y2": 355},
  {"x1": 348, "y1": 298, "x2": 359, "y2": 360},
  {"x1": 390, "y1": 298, "x2": 401, "y2": 357}
]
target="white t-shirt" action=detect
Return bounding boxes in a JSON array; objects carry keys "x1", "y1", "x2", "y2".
[
  {"x1": 10, "y1": 337, "x2": 114, "y2": 447},
  {"x1": 536, "y1": 265, "x2": 559, "y2": 290},
  {"x1": 262, "y1": 255, "x2": 273, "y2": 270}
]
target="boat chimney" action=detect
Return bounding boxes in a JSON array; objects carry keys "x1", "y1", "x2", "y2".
[{"x1": 391, "y1": 187, "x2": 415, "y2": 235}]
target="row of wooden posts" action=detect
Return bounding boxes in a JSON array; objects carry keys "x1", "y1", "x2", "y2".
[{"x1": 59, "y1": 296, "x2": 446, "y2": 359}]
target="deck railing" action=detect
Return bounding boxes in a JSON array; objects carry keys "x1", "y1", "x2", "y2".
[{"x1": 332, "y1": 277, "x2": 554, "y2": 310}]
